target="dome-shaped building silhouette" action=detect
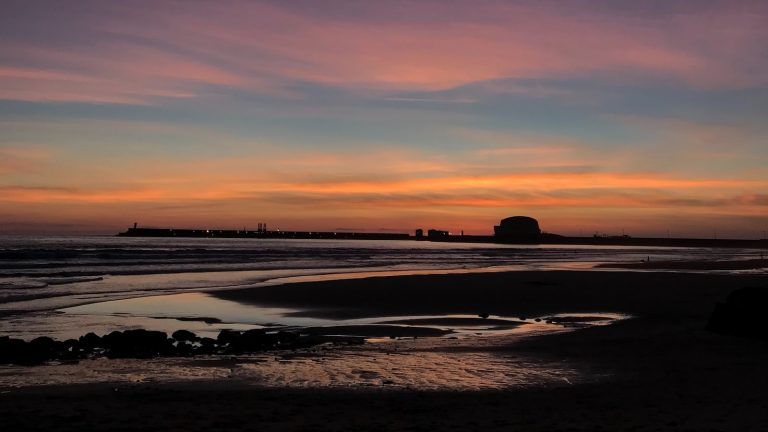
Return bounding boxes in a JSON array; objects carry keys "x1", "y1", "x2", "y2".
[{"x1": 494, "y1": 216, "x2": 541, "y2": 240}]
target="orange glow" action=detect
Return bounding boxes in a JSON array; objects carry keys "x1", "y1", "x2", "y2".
[{"x1": 2, "y1": 171, "x2": 764, "y2": 207}]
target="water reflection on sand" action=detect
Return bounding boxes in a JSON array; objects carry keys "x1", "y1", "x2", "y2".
[{"x1": 54, "y1": 292, "x2": 626, "y2": 340}]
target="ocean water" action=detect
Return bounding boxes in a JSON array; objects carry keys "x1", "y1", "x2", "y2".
[{"x1": 0, "y1": 235, "x2": 763, "y2": 340}]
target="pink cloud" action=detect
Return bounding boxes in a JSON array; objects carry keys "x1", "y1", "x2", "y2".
[
  {"x1": 0, "y1": 146, "x2": 53, "y2": 175},
  {"x1": 1, "y1": 1, "x2": 766, "y2": 104}
]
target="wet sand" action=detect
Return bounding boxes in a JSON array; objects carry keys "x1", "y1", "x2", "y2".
[
  {"x1": 2, "y1": 270, "x2": 768, "y2": 430},
  {"x1": 213, "y1": 270, "x2": 768, "y2": 319},
  {"x1": 598, "y1": 258, "x2": 768, "y2": 271}
]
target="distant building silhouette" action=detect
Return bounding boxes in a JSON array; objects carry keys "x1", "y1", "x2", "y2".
[
  {"x1": 427, "y1": 229, "x2": 449, "y2": 239},
  {"x1": 415, "y1": 229, "x2": 424, "y2": 238},
  {"x1": 494, "y1": 216, "x2": 541, "y2": 241}
]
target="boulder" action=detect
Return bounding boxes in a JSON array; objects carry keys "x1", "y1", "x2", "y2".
[
  {"x1": 275, "y1": 331, "x2": 300, "y2": 347},
  {"x1": 197, "y1": 337, "x2": 218, "y2": 355},
  {"x1": 59, "y1": 339, "x2": 81, "y2": 360},
  {"x1": 216, "y1": 329, "x2": 283, "y2": 353},
  {"x1": 172, "y1": 329, "x2": 198, "y2": 342},
  {"x1": 229, "y1": 329, "x2": 273, "y2": 353},
  {"x1": 0, "y1": 336, "x2": 27, "y2": 364},
  {"x1": 0, "y1": 336, "x2": 63, "y2": 365},
  {"x1": 102, "y1": 329, "x2": 171, "y2": 358},
  {"x1": 216, "y1": 329, "x2": 242, "y2": 345},
  {"x1": 26, "y1": 336, "x2": 61, "y2": 363},
  {"x1": 174, "y1": 340, "x2": 195, "y2": 356},
  {"x1": 78, "y1": 332, "x2": 102, "y2": 350}
]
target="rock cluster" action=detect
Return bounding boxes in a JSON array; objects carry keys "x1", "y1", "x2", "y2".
[{"x1": 0, "y1": 328, "x2": 363, "y2": 365}]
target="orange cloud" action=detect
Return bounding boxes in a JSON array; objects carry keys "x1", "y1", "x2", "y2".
[{"x1": 2, "y1": 169, "x2": 764, "y2": 208}]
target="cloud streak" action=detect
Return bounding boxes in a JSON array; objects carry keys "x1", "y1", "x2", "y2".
[{"x1": 2, "y1": 1, "x2": 767, "y2": 104}]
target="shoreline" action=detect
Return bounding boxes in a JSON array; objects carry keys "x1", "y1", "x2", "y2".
[
  {"x1": 0, "y1": 265, "x2": 522, "y2": 317},
  {"x1": 4, "y1": 255, "x2": 765, "y2": 319},
  {"x1": 597, "y1": 258, "x2": 768, "y2": 271}
]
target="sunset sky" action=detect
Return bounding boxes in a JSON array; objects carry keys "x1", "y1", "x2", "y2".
[{"x1": 1, "y1": 0, "x2": 767, "y2": 237}]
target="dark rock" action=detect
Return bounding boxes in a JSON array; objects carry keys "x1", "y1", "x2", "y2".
[
  {"x1": 102, "y1": 329, "x2": 171, "y2": 358},
  {"x1": 275, "y1": 331, "x2": 299, "y2": 347},
  {"x1": 200, "y1": 337, "x2": 217, "y2": 347},
  {"x1": 26, "y1": 336, "x2": 61, "y2": 363},
  {"x1": 172, "y1": 329, "x2": 198, "y2": 342},
  {"x1": 0, "y1": 336, "x2": 65, "y2": 365},
  {"x1": 78, "y1": 332, "x2": 101, "y2": 349},
  {"x1": 229, "y1": 329, "x2": 274, "y2": 353},
  {"x1": 0, "y1": 336, "x2": 27, "y2": 364},
  {"x1": 216, "y1": 329, "x2": 242, "y2": 345},
  {"x1": 197, "y1": 337, "x2": 218, "y2": 354},
  {"x1": 59, "y1": 339, "x2": 81, "y2": 360},
  {"x1": 478, "y1": 312, "x2": 490, "y2": 319},
  {"x1": 216, "y1": 329, "x2": 282, "y2": 353},
  {"x1": 29, "y1": 336, "x2": 57, "y2": 349},
  {"x1": 706, "y1": 286, "x2": 768, "y2": 341},
  {"x1": 174, "y1": 341, "x2": 195, "y2": 356}
]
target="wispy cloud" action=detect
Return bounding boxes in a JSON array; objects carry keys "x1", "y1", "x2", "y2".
[
  {"x1": 2, "y1": 1, "x2": 767, "y2": 104},
  {"x1": 0, "y1": 146, "x2": 54, "y2": 175}
]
